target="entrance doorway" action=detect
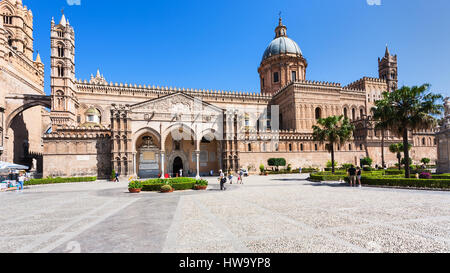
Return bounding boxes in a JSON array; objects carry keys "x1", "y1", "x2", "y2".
[{"x1": 173, "y1": 156, "x2": 183, "y2": 177}]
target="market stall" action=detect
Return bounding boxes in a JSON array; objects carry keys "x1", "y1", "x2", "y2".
[{"x1": 0, "y1": 162, "x2": 29, "y2": 192}]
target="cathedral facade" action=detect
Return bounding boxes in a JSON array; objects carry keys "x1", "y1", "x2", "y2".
[{"x1": 0, "y1": 0, "x2": 437, "y2": 179}]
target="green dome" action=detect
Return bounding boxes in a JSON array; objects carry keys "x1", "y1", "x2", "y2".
[{"x1": 86, "y1": 108, "x2": 101, "y2": 116}]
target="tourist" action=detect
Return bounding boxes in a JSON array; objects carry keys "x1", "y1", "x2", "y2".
[
  {"x1": 239, "y1": 169, "x2": 244, "y2": 184},
  {"x1": 17, "y1": 172, "x2": 25, "y2": 192},
  {"x1": 348, "y1": 165, "x2": 357, "y2": 187},
  {"x1": 219, "y1": 170, "x2": 226, "y2": 191},
  {"x1": 356, "y1": 166, "x2": 362, "y2": 188},
  {"x1": 115, "y1": 171, "x2": 120, "y2": 183},
  {"x1": 210, "y1": 170, "x2": 214, "y2": 176},
  {"x1": 179, "y1": 168, "x2": 183, "y2": 177},
  {"x1": 228, "y1": 172, "x2": 233, "y2": 184}
]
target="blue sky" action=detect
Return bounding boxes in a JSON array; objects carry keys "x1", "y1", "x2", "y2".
[{"x1": 28, "y1": 0, "x2": 450, "y2": 97}]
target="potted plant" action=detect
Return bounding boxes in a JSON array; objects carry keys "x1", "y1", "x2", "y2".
[
  {"x1": 128, "y1": 181, "x2": 142, "y2": 193},
  {"x1": 259, "y1": 164, "x2": 265, "y2": 175},
  {"x1": 161, "y1": 184, "x2": 173, "y2": 193},
  {"x1": 194, "y1": 179, "x2": 208, "y2": 190}
]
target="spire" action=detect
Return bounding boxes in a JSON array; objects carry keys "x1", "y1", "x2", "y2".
[
  {"x1": 274, "y1": 14, "x2": 287, "y2": 38},
  {"x1": 59, "y1": 9, "x2": 67, "y2": 27},
  {"x1": 385, "y1": 44, "x2": 390, "y2": 57},
  {"x1": 96, "y1": 69, "x2": 101, "y2": 77},
  {"x1": 35, "y1": 52, "x2": 42, "y2": 63}
]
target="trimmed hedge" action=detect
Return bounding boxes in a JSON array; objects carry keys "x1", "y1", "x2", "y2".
[
  {"x1": 310, "y1": 172, "x2": 346, "y2": 181},
  {"x1": 359, "y1": 176, "x2": 450, "y2": 189},
  {"x1": 140, "y1": 177, "x2": 198, "y2": 192},
  {"x1": 25, "y1": 177, "x2": 97, "y2": 186}
]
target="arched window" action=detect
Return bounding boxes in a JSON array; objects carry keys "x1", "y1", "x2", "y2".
[
  {"x1": 315, "y1": 144, "x2": 318, "y2": 151},
  {"x1": 352, "y1": 108, "x2": 356, "y2": 120},
  {"x1": 300, "y1": 143, "x2": 304, "y2": 151},
  {"x1": 57, "y1": 65, "x2": 64, "y2": 77},
  {"x1": 349, "y1": 144, "x2": 352, "y2": 151},
  {"x1": 344, "y1": 108, "x2": 348, "y2": 119},
  {"x1": 289, "y1": 143, "x2": 292, "y2": 152},
  {"x1": 360, "y1": 109, "x2": 364, "y2": 118},
  {"x1": 248, "y1": 143, "x2": 252, "y2": 152},
  {"x1": 57, "y1": 45, "x2": 65, "y2": 57},
  {"x1": 315, "y1": 108, "x2": 322, "y2": 120},
  {"x1": 422, "y1": 138, "x2": 426, "y2": 146}
]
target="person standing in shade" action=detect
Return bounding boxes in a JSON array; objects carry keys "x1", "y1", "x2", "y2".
[{"x1": 348, "y1": 165, "x2": 357, "y2": 187}]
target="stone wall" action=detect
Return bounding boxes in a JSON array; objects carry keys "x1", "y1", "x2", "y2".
[{"x1": 43, "y1": 133, "x2": 111, "y2": 178}]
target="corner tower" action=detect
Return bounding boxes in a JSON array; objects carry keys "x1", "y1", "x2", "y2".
[
  {"x1": 378, "y1": 46, "x2": 398, "y2": 92},
  {"x1": 258, "y1": 17, "x2": 307, "y2": 95},
  {"x1": 50, "y1": 13, "x2": 79, "y2": 128}
]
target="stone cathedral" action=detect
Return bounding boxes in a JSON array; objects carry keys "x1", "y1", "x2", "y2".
[{"x1": 0, "y1": 0, "x2": 437, "y2": 179}]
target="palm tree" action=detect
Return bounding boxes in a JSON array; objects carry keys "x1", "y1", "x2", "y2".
[
  {"x1": 372, "y1": 97, "x2": 394, "y2": 169},
  {"x1": 379, "y1": 84, "x2": 443, "y2": 178},
  {"x1": 313, "y1": 116, "x2": 355, "y2": 174},
  {"x1": 389, "y1": 143, "x2": 411, "y2": 170}
]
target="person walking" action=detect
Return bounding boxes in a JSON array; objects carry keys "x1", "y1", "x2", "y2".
[
  {"x1": 356, "y1": 166, "x2": 362, "y2": 188},
  {"x1": 115, "y1": 171, "x2": 120, "y2": 183},
  {"x1": 179, "y1": 168, "x2": 183, "y2": 178},
  {"x1": 239, "y1": 169, "x2": 244, "y2": 185},
  {"x1": 228, "y1": 171, "x2": 233, "y2": 185},
  {"x1": 17, "y1": 172, "x2": 25, "y2": 192},
  {"x1": 348, "y1": 165, "x2": 357, "y2": 187},
  {"x1": 219, "y1": 170, "x2": 226, "y2": 191}
]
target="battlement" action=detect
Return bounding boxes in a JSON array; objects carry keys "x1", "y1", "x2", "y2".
[
  {"x1": 345, "y1": 77, "x2": 387, "y2": 91},
  {"x1": 272, "y1": 80, "x2": 342, "y2": 97},
  {"x1": 75, "y1": 80, "x2": 273, "y2": 101},
  {"x1": 43, "y1": 125, "x2": 111, "y2": 140}
]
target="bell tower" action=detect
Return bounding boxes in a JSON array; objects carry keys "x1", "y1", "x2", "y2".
[
  {"x1": 50, "y1": 12, "x2": 79, "y2": 128},
  {"x1": 378, "y1": 45, "x2": 398, "y2": 92}
]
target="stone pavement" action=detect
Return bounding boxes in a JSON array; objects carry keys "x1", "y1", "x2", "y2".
[{"x1": 1, "y1": 174, "x2": 450, "y2": 253}]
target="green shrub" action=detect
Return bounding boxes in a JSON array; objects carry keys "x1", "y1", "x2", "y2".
[
  {"x1": 268, "y1": 158, "x2": 287, "y2": 170},
  {"x1": 111, "y1": 170, "x2": 116, "y2": 180},
  {"x1": 128, "y1": 181, "x2": 142, "y2": 189},
  {"x1": 326, "y1": 160, "x2": 339, "y2": 168},
  {"x1": 259, "y1": 164, "x2": 265, "y2": 173},
  {"x1": 301, "y1": 168, "x2": 319, "y2": 173},
  {"x1": 161, "y1": 185, "x2": 173, "y2": 192},
  {"x1": 385, "y1": 169, "x2": 405, "y2": 175},
  {"x1": 341, "y1": 163, "x2": 353, "y2": 170},
  {"x1": 140, "y1": 177, "x2": 197, "y2": 191},
  {"x1": 25, "y1": 177, "x2": 97, "y2": 186},
  {"x1": 359, "y1": 176, "x2": 450, "y2": 189},
  {"x1": 363, "y1": 166, "x2": 373, "y2": 172},
  {"x1": 310, "y1": 172, "x2": 346, "y2": 181},
  {"x1": 361, "y1": 157, "x2": 373, "y2": 167},
  {"x1": 421, "y1": 158, "x2": 431, "y2": 165},
  {"x1": 287, "y1": 164, "x2": 292, "y2": 172},
  {"x1": 195, "y1": 179, "x2": 208, "y2": 186}
]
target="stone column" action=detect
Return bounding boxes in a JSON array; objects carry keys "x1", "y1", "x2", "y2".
[
  {"x1": 160, "y1": 152, "x2": 165, "y2": 178},
  {"x1": 133, "y1": 152, "x2": 137, "y2": 176},
  {"x1": 195, "y1": 150, "x2": 201, "y2": 180}
]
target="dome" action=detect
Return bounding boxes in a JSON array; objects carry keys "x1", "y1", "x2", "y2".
[
  {"x1": 86, "y1": 107, "x2": 101, "y2": 116},
  {"x1": 262, "y1": 36, "x2": 302, "y2": 62}
]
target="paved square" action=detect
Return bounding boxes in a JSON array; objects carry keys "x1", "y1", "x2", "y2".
[{"x1": 1, "y1": 174, "x2": 450, "y2": 253}]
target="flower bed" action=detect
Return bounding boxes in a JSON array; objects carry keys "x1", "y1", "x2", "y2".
[{"x1": 25, "y1": 177, "x2": 97, "y2": 186}]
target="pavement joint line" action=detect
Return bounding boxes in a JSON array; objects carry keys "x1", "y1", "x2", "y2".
[
  {"x1": 36, "y1": 197, "x2": 142, "y2": 253},
  {"x1": 195, "y1": 199, "x2": 251, "y2": 253},
  {"x1": 233, "y1": 195, "x2": 371, "y2": 253},
  {"x1": 161, "y1": 195, "x2": 183, "y2": 253},
  {"x1": 14, "y1": 197, "x2": 128, "y2": 253}
]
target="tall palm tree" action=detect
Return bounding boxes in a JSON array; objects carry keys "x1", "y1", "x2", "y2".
[
  {"x1": 372, "y1": 97, "x2": 394, "y2": 169},
  {"x1": 313, "y1": 116, "x2": 355, "y2": 174},
  {"x1": 379, "y1": 84, "x2": 443, "y2": 178}
]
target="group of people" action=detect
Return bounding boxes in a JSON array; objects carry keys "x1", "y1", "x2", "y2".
[
  {"x1": 347, "y1": 165, "x2": 362, "y2": 187},
  {"x1": 218, "y1": 169, "x2": 245, "y2": 191}
]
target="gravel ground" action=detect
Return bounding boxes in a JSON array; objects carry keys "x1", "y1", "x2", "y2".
[{"x1": 1, "y1": 174, "x2": 450, "y2": 253}]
